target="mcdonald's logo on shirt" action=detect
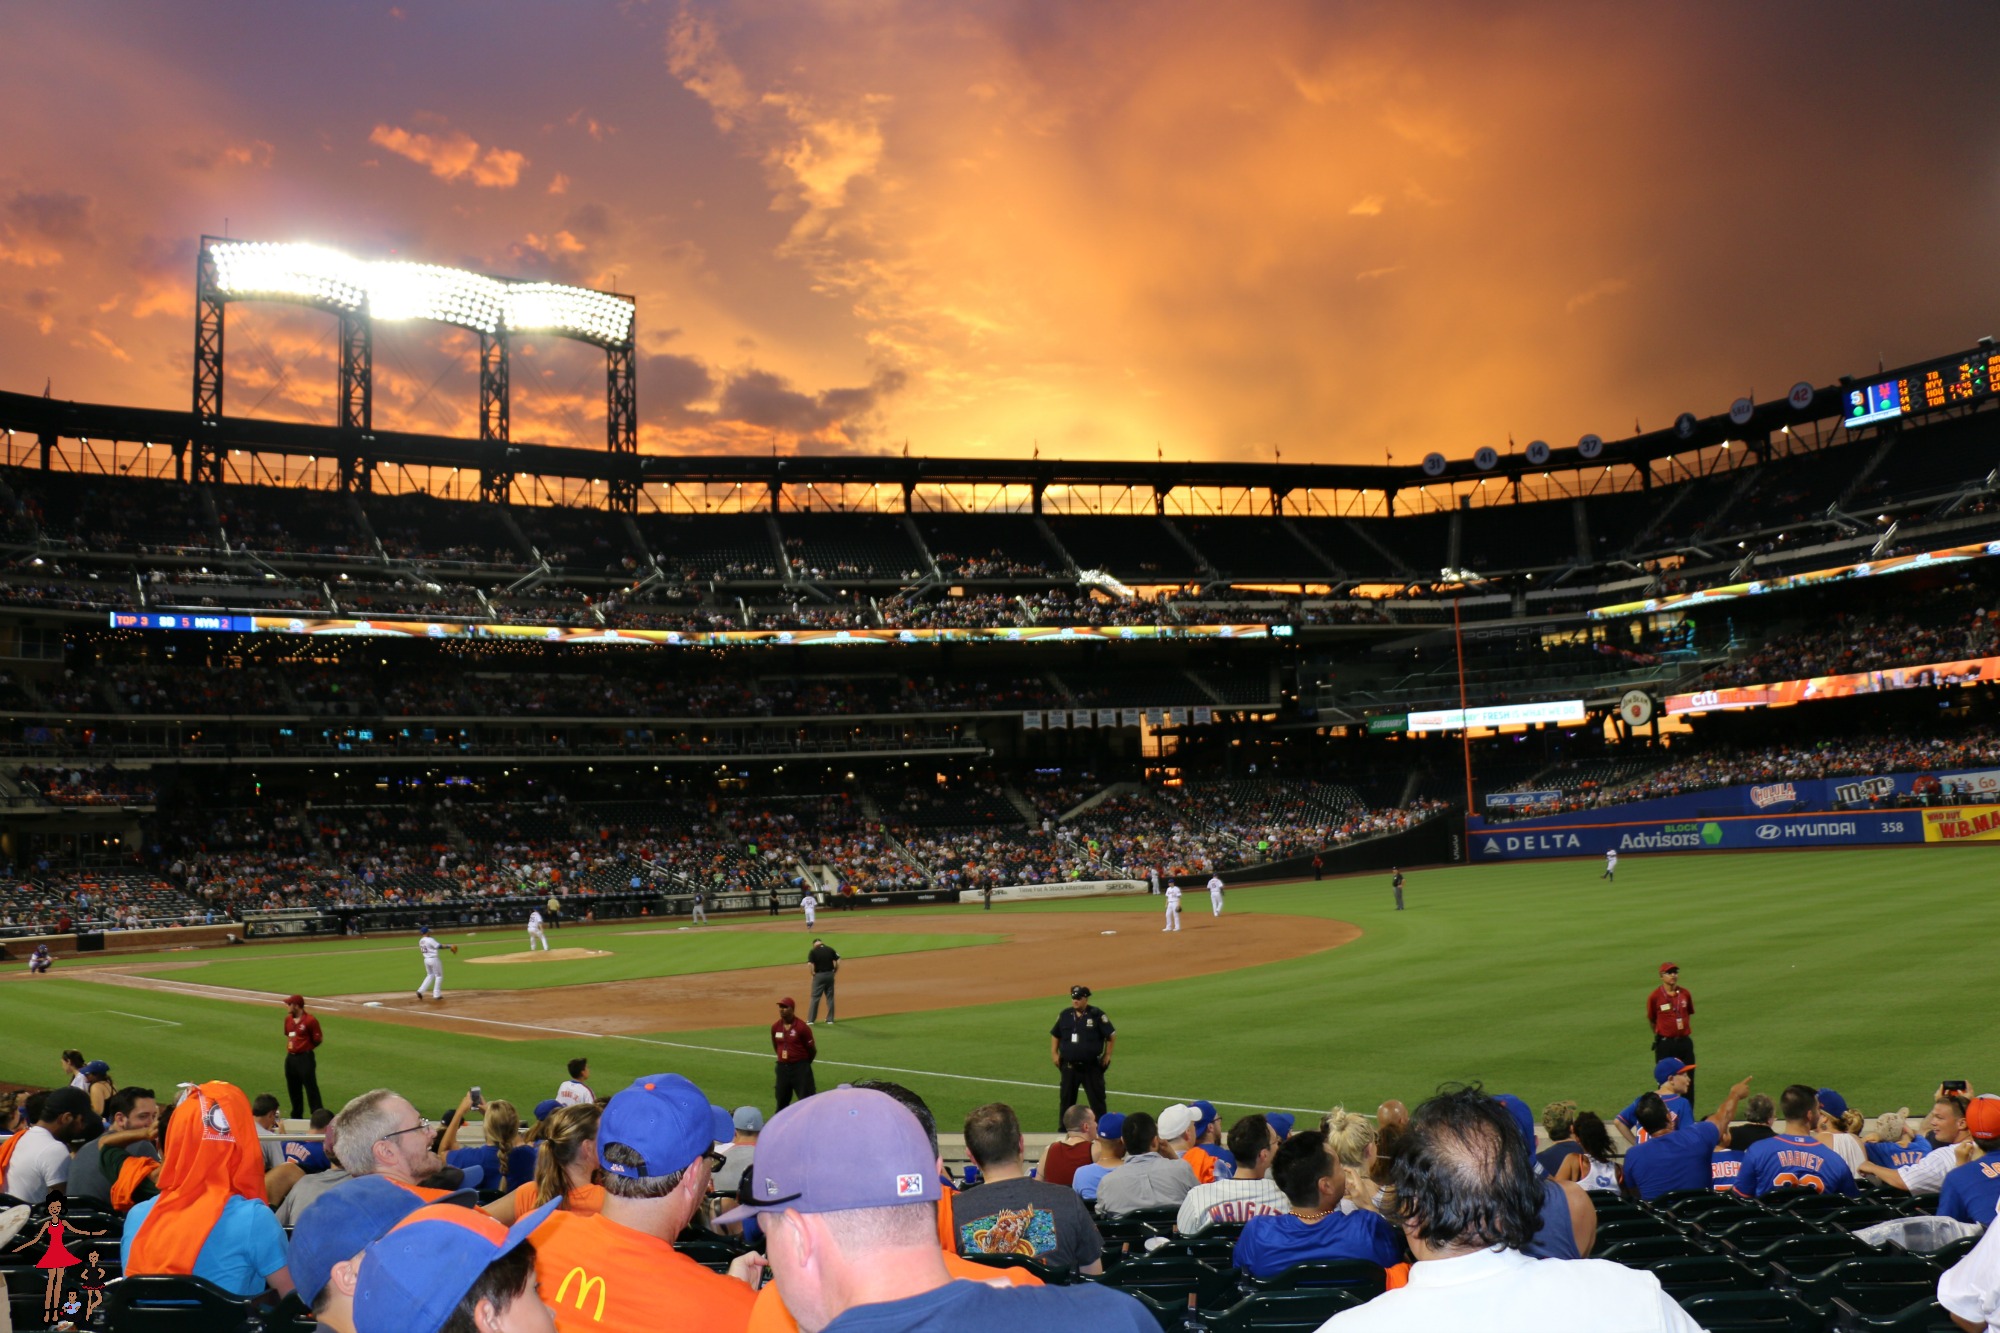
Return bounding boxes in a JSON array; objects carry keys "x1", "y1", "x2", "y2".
[{"x1": 557, "y1": 1267, "x2": 607, "y2": 1322}]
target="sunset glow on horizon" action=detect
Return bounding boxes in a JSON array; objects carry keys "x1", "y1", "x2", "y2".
[{"x1": 3, "y1": 3, "x2": 1998, "y2": 466}]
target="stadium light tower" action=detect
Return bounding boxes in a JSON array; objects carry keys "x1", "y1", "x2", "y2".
[{"x1": 191, "y1": 238, "x2": 637, "y2": 496}]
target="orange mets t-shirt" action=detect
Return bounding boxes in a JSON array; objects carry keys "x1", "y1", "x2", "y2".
[{"x1": 532, "y1": 1209, "x2": 755, "y2": 1332}]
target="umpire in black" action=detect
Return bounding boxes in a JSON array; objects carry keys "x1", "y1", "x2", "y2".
[{"x1": 1050, "y1": 984, "x2": 1115, "y2": 1124}]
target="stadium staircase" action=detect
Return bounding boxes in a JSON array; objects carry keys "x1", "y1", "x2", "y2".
[
  {"x1": 1032, "y1": 517, "x2": 1079, "y2": 575},
  {"x1": 1338, "y1": 519, "x2": 1415, "y2": 579},
  {"x1": 1277, "y1": 517, "x2": 1348, "y2": 578},
  {"x1": 1157, "y1": 518, "x2": 1220, "y2": 581},
  {"x1": 1001, "y1": 785, "x2": 1040, "y2": 824},
  {"x1": 1835, "y1": 431, "x2": 1904, "y2": 512},
  {"x1": 346, "y1": 494, "x2": 387, "y2": 561},
  {"x1": 1059, "y1": 781, "x2": 1139, "y2": 823},
  {"x1": 898, "y1": 515, "x2": 942, "y2": 580}
]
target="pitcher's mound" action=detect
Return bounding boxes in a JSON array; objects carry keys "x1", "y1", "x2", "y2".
[{"x1": 468, "y1": 948, "x2": 611, "y2": 965}]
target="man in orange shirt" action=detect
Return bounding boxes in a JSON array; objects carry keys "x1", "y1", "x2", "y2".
[{"x1": 529, "y1": 1072, "x2": 760, "y2": 1331}]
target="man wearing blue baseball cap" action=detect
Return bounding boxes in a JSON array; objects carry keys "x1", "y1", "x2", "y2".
[
  {"x1": 718, "y1": 1087, "x2": 1157, "y2": 1331},
  {"x1": 292, "y1": 1175, "x2": 472, "y2": 1331},
  {"x1": 527, "y1": 1073, "x2": 758, "y2": 1330},
  {"x1": 355, "y1": 1199, "x2": 558, "y2": 1333}
]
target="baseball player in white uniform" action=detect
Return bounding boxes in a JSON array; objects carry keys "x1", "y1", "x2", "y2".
[
  {"x1": 416, "y1": 925, "x2": 458, "y2": 999},
  {"x1": 1163, "y1": 881, "x2": 1182, "y2": 932},
  {"x1": 800, "y1": 890, "x2": 818, "y2": 929},
  {"x1": 527, "y1": 909, "x2": 549, "y2": 951},
  {"x1": 1207, "y1": 874, "x2": 1225, "y2": 917},
  {"x1": 1602, "y1": 849, "x2": 1618, "y2": 882}
]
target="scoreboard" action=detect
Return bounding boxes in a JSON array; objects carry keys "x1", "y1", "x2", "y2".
[{"x1": 1844, "y1": 348, "x2": 2000, "y2": 428}]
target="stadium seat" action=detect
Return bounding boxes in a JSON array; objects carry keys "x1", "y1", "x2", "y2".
[
  {"x1": 1828, "y1": 1291, "x2": 1961, "y2": 1332},
  {"x1": 1634, "y1": 1253, "x2": 1764, "y2": 1300},
  {"x1": 1246, "y1": 1260, "x2": 1388, "y2": 1296},
  {"x1": 1655, "y1": 1188, "x2": 1755, "y2": 1221},
  {"x1": 674, "y1": 1237, "x2": 753, "y2": 1273},
  {"x1": 1120, "y1": 1288, "x2": 1186, "y2": 1333},
  {"x1": 959, "y1": 1252, "x2": 1077, "y2": 1285},
  {"x1": 264, "y1": 1292, "x2": 320, "y2": 1332},
  {"x1": 1821, "y1": 1203, "x2": 1905, "y2": 1231},
  {"x1": 1674, "y1": 1289, "x2": 1826, "y2": 1333},
  {"x1": 1148, "y1": 1234, "x2": 1237, "y2": 1263},
  {"x1": 1727, "y1": 1231, "x2": 1873, "y2": 1273},
  {"x1": 1775, "y1": 1254, "x2": 1940, "y2": 1316},
  {"x1": 1197, "y1": 1286, "x2": 1370, "y2": 1331},
  {"x1": 1758, "y1": 1187, "x2": 1826, "y2": 1211},
  {"x1": 1092, "y1": 1256, "x2": 1241, "y2": 1311},
  {"x1": 1703, "y1": 1211, "x2": 1818, "y2": 1243},
  {"x1": 1928, "y1": 1234, "x2": 1983, "y2": 1267},
  {"x1": 103, "y1": 1274, "x2": 255, "y2": 1333},
  {"x1": 1594, "y1": 1216, "x2": 1686, "y2": 1244},
  {"x1": 1594, "y1": 1234, "x2": 1712, "y2": 1264}
]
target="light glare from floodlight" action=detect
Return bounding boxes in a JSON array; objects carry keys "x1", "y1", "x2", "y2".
[
  {"x1": 368, "y1": 262, "x2": 505, "y2": 333},
  {"x1": 204, "y1": 240, "x2": 633, "y2": 344}
]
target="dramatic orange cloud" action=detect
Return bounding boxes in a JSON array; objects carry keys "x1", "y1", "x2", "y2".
[
  {"x1": 369, "y1": 123, "x2": 528, "y2": 188},
  {"x1": 0, "y1": 4, "x2": 1996, "y2": 466}
]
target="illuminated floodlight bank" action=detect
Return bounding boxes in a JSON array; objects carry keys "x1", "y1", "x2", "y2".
[
  {"x1": 209, "y1": 242, "x2": 368, "y2": 312},
  {"x1": 204, "y1": 239, "x2": 632, "y2": 344}
]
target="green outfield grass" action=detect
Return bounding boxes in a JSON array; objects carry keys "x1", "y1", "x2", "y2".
[
  {"x1": 107, "y1": 924, "x2": 999, "y2": 995},
  {"x1": 5, "y1": 848, "x2": 1995, "y2": 1134}
]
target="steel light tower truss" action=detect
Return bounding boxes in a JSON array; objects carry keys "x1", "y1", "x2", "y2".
[{"x1": 190, "y1": 237, "x2": 636, "y2": 484}]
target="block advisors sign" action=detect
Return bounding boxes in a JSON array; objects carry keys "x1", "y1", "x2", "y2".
[{"x1": 1475, "y1": 812, "x2": 1924, "y2": 860}]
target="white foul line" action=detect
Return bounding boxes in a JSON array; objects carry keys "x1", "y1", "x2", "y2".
[
  {"x1": 105, "y1": 1009, "x2": 182, "y2": 1026},
  {"x1": 72, "y1": 973, "x2": 1331, "y2": 1116}
]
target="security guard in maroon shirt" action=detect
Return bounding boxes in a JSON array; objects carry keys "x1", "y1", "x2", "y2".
[
  {"x1": 772, "y1": 996, "x2": 818, "y2": 1108},
  {"x1": 1647, "y1": 963, "x2": 1695, "y2": 1103}
]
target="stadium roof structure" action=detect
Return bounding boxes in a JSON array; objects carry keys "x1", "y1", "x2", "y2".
[{"x1": 3, "y1": 323, "x2": 1997, "y2": 515}]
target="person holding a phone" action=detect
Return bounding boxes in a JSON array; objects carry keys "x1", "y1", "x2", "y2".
[{"x1": 1857, "y1": 1089, "x2": 1973, "y2": 1194}]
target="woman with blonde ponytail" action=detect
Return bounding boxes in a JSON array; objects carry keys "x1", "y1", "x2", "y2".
[{"x1": 483, "y1": 1102, "x2": 602, "y2": 1224}]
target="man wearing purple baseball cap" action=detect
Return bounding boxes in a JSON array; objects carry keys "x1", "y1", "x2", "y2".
[
  {"x1": 718, "y1": 1087, "x2": 1157, "y2": 1331},
  {"x1": 526, "y1": 1073, "x2": 759, "y2": 1330}
]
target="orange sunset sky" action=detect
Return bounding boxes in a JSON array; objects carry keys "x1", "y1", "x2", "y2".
[{"x1": 2, "y1": 3, "x2": 1998, "y2": 465}]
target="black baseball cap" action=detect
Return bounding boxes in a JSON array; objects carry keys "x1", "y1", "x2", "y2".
[
  {"x1": 1070, "y1": 985, "x2": 1092, "y2": 999},
  {"x1": 41, "y1": 1087, "x2": 92, "y2": 1119}
]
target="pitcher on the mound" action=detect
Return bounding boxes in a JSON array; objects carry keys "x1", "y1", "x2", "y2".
[
  {"x1": 527, "y1": 908, "x2": 549, "y2": 952},
  {"x1": 1163, "y1": 881, "x2": 1182, "y2": 932},
  {"x1": 416, "y1": 925, "x2": 457, "y2": 999}
]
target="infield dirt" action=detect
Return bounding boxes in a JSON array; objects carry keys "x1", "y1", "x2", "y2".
[{"x1": 306, "y1": 909, "x2": 1358, "y2": 1039}]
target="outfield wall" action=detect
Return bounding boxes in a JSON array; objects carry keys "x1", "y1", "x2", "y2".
[{"x1": 1471, "y1": 787, "x2": 2000, "y2": 860}]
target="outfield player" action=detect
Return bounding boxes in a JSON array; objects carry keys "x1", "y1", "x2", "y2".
[
  {"x1": 415, "y1": 926, "x2": 458, "y2": 1000},
  {"x1": 1163, "y1": 880, "x2": 1182, "y2": 932},
  {"x1": 1602, "y1": 848, "x2": 1618, "y2": 881},
  {"x1": 526, "y1": 909, "x2": 549, "y2": 952},
  {"x1": 1207, "y1": 874, "x2": 1225, "y2": 918},
  {"x1": 1392, "y1": 867, "x2": 1405, "y2": 911},
  {"x1": 800, "y1": 889, "x2": 818, "y2": 929}
]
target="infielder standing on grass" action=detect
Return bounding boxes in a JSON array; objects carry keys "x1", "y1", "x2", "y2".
[
  {"x1": 800, "y1": 888, "x2": 818, "y2": 929},
  {"x1": 691, "y1": 889, "x2": 708, "y2": 925},
  {"x1": 1603, "y1": 848, "x2": 1618, "y2": 881},
  {"x1": 1207, "y1": 874, "x2": 1225, "y2": 918},
  {"x1": 526, "y1": 908, "x2": 549, "y2": 952},
  {"x1": 1163, "y1": 880, "x2": 1182, "y2": 932},
  {"x1": 415, "y1": 925, "x2": 458, "y2": 1000}
]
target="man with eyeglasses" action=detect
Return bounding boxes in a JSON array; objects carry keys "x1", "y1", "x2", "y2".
[
  {"x1": 526, "y1": 1073, "x2": 761, "y2": 1330},
  {"x1": 1646, "y1": 962, "x2": 1695, "y2": 1105},
  {"x1": 328, "y1": 1089, "x2": 459, "y2": 1203}
]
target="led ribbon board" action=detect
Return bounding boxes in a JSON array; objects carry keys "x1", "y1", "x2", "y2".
[
  {"x1": 108, "y1": 613, "x2": 1274, "y2": 647},
  {"x1": 205, "y1": 240, "x2": 634, "y2": 345},
  {"x1": 1586, "y1": 540, "x2": 2000, "y2": 620},
  {"x1": 1665, "y1": 654, "x2": 2000, "y2": 716},
  {"x1": 1407, "y1": 700, "x2": 1587, "y2": 732}
]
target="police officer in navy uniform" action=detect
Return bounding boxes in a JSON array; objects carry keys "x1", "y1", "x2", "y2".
[{"x1": 1050, "y1": 984, "x2": 1115, "y2": 1123}]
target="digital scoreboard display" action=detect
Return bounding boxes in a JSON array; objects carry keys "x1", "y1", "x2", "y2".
[{"x1": 1843, "y1": 349, "x2": 2000, "y2": 428}]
